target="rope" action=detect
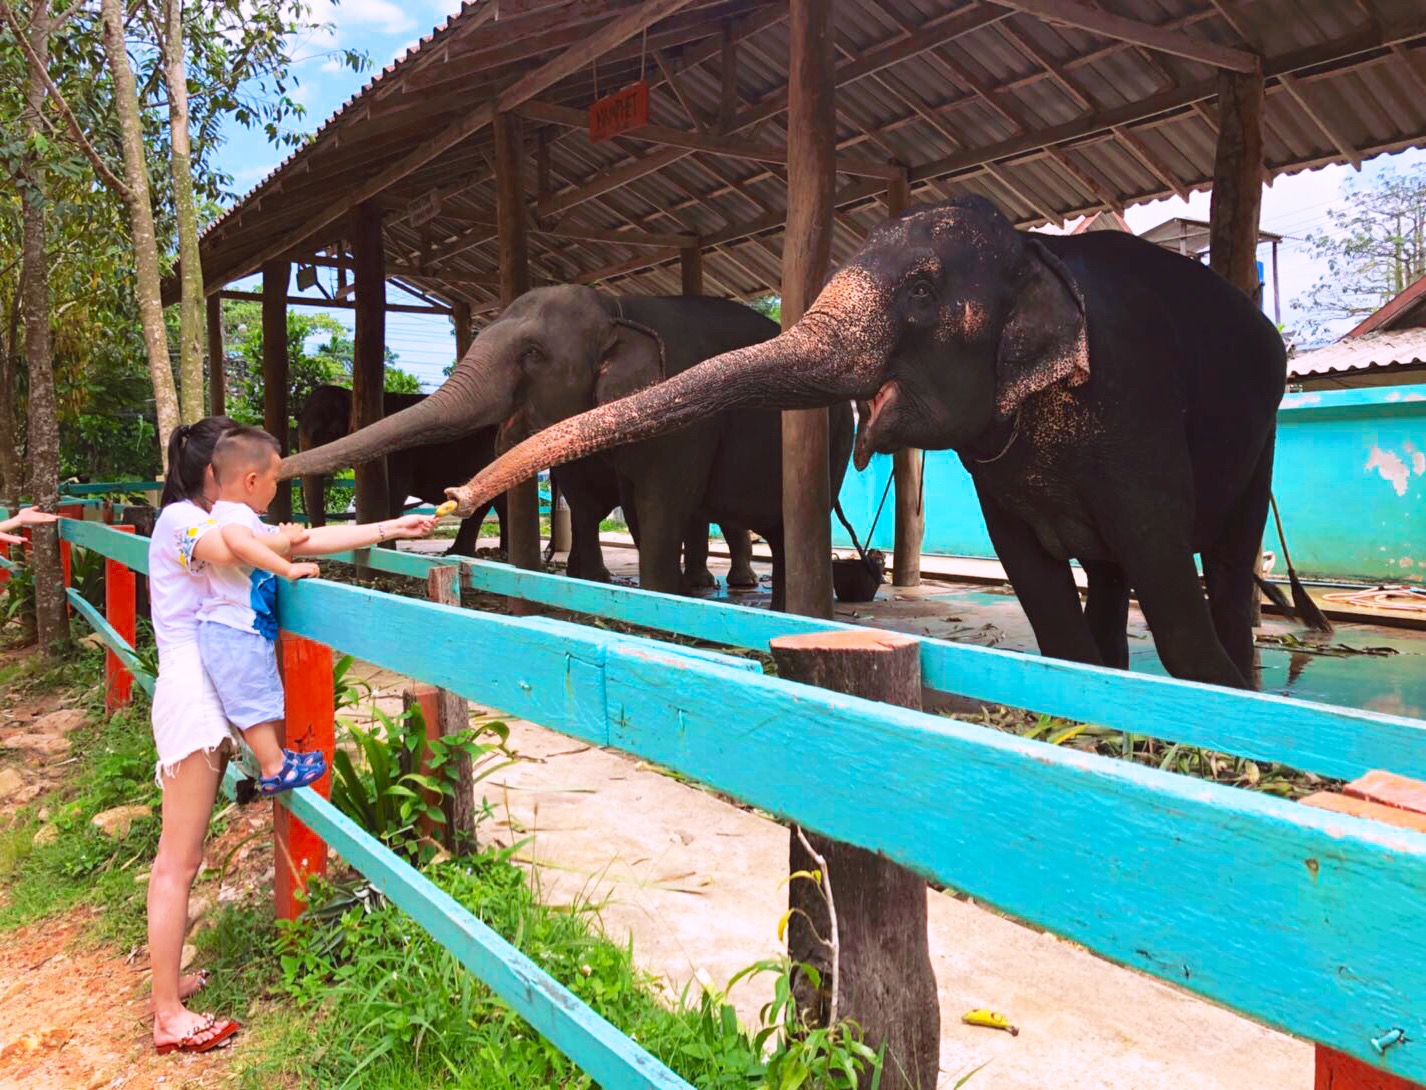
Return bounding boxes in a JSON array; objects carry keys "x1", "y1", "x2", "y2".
[{"x1": 1320, "y1": 585, "x2": 1426, "y2": 614}]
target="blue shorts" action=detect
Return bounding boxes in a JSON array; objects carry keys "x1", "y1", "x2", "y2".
[{"x1": 196, "y1": 621, "x2": 285, "y2": 730}]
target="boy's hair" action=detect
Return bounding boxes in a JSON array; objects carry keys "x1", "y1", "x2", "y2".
[
  {"x1": 211, "y1": 427, "x2": 282, "y2": 484},
  {"x1": 160, "y1": 415, "x2": 239, "y2": 507}
]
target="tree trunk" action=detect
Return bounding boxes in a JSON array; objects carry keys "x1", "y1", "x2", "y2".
[
  {"x1": 769, "y1": 630, "x2": 940, "y2": 1089},
  {"x1": 0, "y1": 281, "x2": 22, "y2": 507},
  {"x1": 101, "y1": 0, "x2": 179, "y2": 462},
  {"x1": 20, "y1": 0, "x2": 68, "y2": 651},
  {"x1": 207, "y1": 293, "x2": 225, "y2": 416},
  {"x1": 162, "y1": 0, "x2": 205, "y2": 423}
]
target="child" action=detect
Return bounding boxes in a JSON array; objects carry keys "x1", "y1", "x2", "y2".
[{"x1": 195, "y1": 427, "x2": 325, "y2": 795}]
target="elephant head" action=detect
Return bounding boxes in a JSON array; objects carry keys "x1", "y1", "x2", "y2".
[
  {"x1": 278, "y1": 284, "x2": 669, "y2": 481},
  {"x1": 445, "y1": 195, "x2": 1089, "y2": 514}
]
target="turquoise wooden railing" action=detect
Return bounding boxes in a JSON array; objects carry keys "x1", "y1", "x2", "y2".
[{"x1": 52, "y1": 518, "x2": 1426, "y2": 1085}]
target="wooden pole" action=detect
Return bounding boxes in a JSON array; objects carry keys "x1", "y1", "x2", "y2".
[
  {"x1": 680, "y1": 243, "x2": 704, "y2": 296},
  {"x1": 105, "y1": 525, "x2": 136, "y2": 713},
  {"x1": 404, "y1": 684, "x2": 446, "y2": 845},
  {"x1": 769, "y1": 629, "x2": 940, "y2": 1088},
  {"x1": 1208, "y1": 66, "x2": 1265, "y2": 632},
  {"x1": 495, "y1": 110, "x2": 542, "y2": 587},
  {"x1": 352, "y1": 201, "x2": 390, "y2": 528},
  {"x1": 274, "y1": 632, "x2": 334, "y2": 919},
  {"x1": 780, "y1": 0, "x2": 836, "y2": 620},
  {"x1": 886, "y1": 171, "x2": 925, "y2": 589},
  {"x1": 262, "y1": 261, "x2": 292, "y2": 521},
  {"x1": 453, "y1": 298, "x2": 473, "y2": 362},
  {"x1": 206, "y1": 293, "x2": 225, "y2": 417},
  {"x1": 427, "y1": 565, "x2": 479, "y2": 851}
]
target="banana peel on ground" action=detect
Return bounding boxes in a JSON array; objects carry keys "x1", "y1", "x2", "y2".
[{"x1": 962, "y1": 1008, "x2": 1019, "y2": 1036}]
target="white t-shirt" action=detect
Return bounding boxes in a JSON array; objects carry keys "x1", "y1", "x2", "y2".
[
  {"x1": 195, "y1": 500, "x2": 281, "y2": 640},
  {"x1": 148, "y1": 500, "x2": 221, "y2": 653}
]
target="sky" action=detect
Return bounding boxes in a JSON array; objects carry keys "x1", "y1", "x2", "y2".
[{"x1": 211, "y1": 8, "x2": 1426, "y2": 393}]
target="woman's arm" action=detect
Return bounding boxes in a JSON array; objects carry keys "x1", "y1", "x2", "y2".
[
  {"x1": 0, "y1": 506, "x2": 59, "y2": 537},
  {"x1": 291, "y1": 513, "x2": 436, "y2": 556}
]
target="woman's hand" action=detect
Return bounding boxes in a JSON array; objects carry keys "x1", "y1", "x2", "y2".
[
  {"x1": 277, "y1": 523, "x2": 310, "y2": 548},
  {"x1": 0, "y1": 530, "x2": 25, "y2": 545},
  {"x1": 382, "y1": 515, "x2": 437, "y2": 540},
  {"x1": 14, "y1": 507, "x2": 58, "y2": 526}
]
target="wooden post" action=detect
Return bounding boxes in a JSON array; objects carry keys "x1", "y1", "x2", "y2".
[
  {"x1": 427, "y1": 565, "x2": 478, "y2": 851},
  {"x1": 274, "y1": 632, "x2": 335, "y2": 919},
  {"x1": 352, "y1": 201, "x2": 390, "y2": 528},
  {"x1": 262, "y1": 261, "x2": 292, "y2": 522},
  {"x1": 453, "y1": 298, "x2": 473, "y2": 362},
  {"x1": 105, "y1": 525, "x2": 136, "y2": 713},
  {"x1": 885, "y1": 171, "x2": 924, "y2": 589},
  {"x1": 1302, "y1": 774, "x2": 1426, "y2": 1090},
  {"x1": 680, "y1": 243, "x2": 704, "y2": 296},
  {"x1": 780, "y1": 0, "x2": 836, "y2": 620},
  {"x1": 57, "y1": 503, "x2": 80, "y2": 612},
  {"x1": 1208, "y1": 66, "x2": 1265, "y2": 632},
  {"x1": 403, "y1": 684, "x2": 446, "y2": 845},
  {"x1": 495, "y1": 110, "x2": 541, "y2": 588},
  {"x1": 769, "y1": 629, "x2": 940, "y2": 1088},
  {"x1": 206, "y1": 292, "x2": 225, "y2": 417}
]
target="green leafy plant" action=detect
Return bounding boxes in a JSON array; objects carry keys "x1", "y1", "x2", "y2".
[
  {"x1": 332, "y1": 652, "x2": 372, "y2": 711},
  {"x1": 68, "y1": 544, "x2": 105, "y2": 608},
  {"x1": 0, "y1": 556, "x2": 36, "y2": 642}
]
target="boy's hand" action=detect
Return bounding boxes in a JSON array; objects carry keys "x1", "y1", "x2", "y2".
[
  {"x1": 385, "y1": 514, "x2": 437, "y2": 539},
  {"x1": 277, "y1": 523, "x2": 310, "y2": 547},
  {"x1": 285, "y1": 562, "x2": 321, "y2": 580},
  {"x1": 0, "y1": 531, "x2": 24, "y2": 545}
]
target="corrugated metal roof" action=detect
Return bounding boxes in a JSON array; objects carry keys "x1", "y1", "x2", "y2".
[
  {"x1": 192, "y1": 0, "x2": 1426, "y2": 318},
  {"x1": 1288, "y1": 329, "x2": 1426, "y2": 387}
]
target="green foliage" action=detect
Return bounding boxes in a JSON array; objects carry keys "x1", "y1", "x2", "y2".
[
  {"x1": 1, "y1": 553, "x2": 36, "y2": 642},
  {"x1": 750, "y1": 294, "x2": 782, "y2": 325}
]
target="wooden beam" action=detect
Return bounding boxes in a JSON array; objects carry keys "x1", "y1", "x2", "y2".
[
  {"x1": 495, "y1": 111, "x2": 541, "y2": 588},
  {"x1": 982, "y1": 0, "x2": 1258, "y2": 72},
  {"x1": 207, "y1": 293, "x2": 225, "y2": 418},
  {"x1": 518, "y1": 99, "x2": 902, "y2": 179},
  {"x1": 679, "y1": 243, "x2": 703, "y2": 296},
  {"x1": 781, "y1": 0, "x2": 836, "y2": 621},
  {"x1": 719, "y1": 19, "x2": 738, "y2": 132},
  {"x1": 653, "y1": 47, "x2": 704, "y2": 130},
  {"x1": 262, "y1": 261, "x2": 292, "y2": 521},
  {"x1": 218, "y1": 290, "x2": 450, "y2": 316},
  {"x1": 885, "y1": 171, "x2": 924, "y2": 590},
  {"x1": 1209, "y1": 67, "x2": 1265, "y2": 298},
  {"x1": 1277, "y1": 72, "x2": 1363, "y2": 170},
  {"x1": 1111, "y1": 125, "x2": 1190, "y2": 201},
  {"x1": 352, "y1": 202, "x2": 389, "y2": 527},
  {"x1": 453, "y1": 298, "x2": 473, "y2": 361}
]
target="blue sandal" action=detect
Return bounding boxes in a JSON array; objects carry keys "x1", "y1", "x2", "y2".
[
  {"x1": 258, "y1": 750, "x2": 327, "y2": 796},
  {"x1": 285, "y1": 748, "x2": 325, "y2": 769}
]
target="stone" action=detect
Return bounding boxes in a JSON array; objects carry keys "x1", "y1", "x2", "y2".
[
  {"x1": 180, "y1": 944, "x2": 197, "y2": 971},
  {"x1": 0, "y1": 768, "x2": 24, "y2": 797},
  {"x1": 78, "y1": 632, "x2": 106, "y2": 650},
  {"x1": 133, "y1": 869, "x2": 150, "y2": 885},
  {"x1": 5, "y1": 731, "x2": 71, "y2": 757},
  {"x1": 32, "y1": 824, "x2": 58, "y2": 847},
  {"x1": 31, "y1": 708, "x2": 86, "y2": 736},
  {"x1": 91, "y1": 804, "x2": 152, "y2": 840}
]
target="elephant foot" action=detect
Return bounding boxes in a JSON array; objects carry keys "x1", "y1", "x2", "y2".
[
  {"x1": 683, "y1": 567, "x2": 717, "y2": 590},
  {"x1": 726, "y1": 565, "x2": 758, "y2": 589}
]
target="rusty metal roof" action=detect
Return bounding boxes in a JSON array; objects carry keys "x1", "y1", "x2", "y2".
[
  {"x1": 196, "y1": 0, "x2": 1426, "y2": 318},
  {"x1": 1288, "y1": 328, "x2": 1426, "y2": 388}
]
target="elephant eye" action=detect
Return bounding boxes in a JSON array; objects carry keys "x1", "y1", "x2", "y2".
[{"x1": 909, "y1": 280, "x2": 933, "y2": 302}]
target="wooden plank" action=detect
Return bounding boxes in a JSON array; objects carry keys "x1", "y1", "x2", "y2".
[
  {"x1": 679, "y1": 243, "x2": 703, "y2": 295},
  {"x1": 1344, "y1": 771, "x2": 1426, "y2": 815},
  {"x1": 217, "y1": 289, "x2": 450, "y2": 316},
  {"x1": 602, "y1": 646, "x2": 1426, "y2": 1083},
  {"x1": 58, "y1": 480, "x2": 164, "y2": 495},
  {"x1": 982, "y1": 0, "x2": 1256, "y2": 72},
  {"x1": 60, "y1": 517, "x2": 151, "y2": 573},
  {"x1": 65, "y1": 588, "x2": 155, "y2": 696},
  {"x1": 262, "y1": 261, "x2": 293, "y2": 522}
]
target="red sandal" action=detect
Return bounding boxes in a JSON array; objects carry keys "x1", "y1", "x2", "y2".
[{"x1": 155, "y1": 1014, "x2": 240, "y2": 1055}]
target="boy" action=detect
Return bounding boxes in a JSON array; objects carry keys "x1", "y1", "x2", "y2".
[{"x1": 196, "y1": 427, "x2": 326, "y2": 795}]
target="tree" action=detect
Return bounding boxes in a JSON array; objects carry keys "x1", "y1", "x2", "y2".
[{"x1": 1295, "y1": 165, "x2": 1426, "y2": 339}]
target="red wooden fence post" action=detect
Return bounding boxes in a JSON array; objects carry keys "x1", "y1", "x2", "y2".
[
  {"x1": 274, "y1": 631, "x2": 335, "y2": 920},
  {"x1": 105, "y1": 526, "x2": 137, "y2": 713},
  {"x1": 58, "y1": 504, "x2": 81, "y2": 599},
  {"x1": 1303, "y1": 773, "x2": 1426, "y2": 1090}
]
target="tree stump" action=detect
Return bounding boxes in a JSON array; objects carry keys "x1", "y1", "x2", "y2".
[{"x1": 769, "y1": 628, "x2": 940, "y2": 1089}]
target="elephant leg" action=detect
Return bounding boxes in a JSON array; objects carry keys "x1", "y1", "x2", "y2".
[
  {"x1": 977, "y1": 488, "x2": 1101, "y2": 666},
  {"x1": 767, "y1": 529, "x2": 786, "y2": 612},
  {"x1": 723, "y1": 525, "x2": 758, "y2": 588},
  {"x1": 566, "y1": 496, "x2": 610, "y2": 583},
  {"x1": 682, "y1": 520, "x2": 716, "y2": 590},
  {"x1": 303, "y1": 476, "x2": 327, "y2": 529},
  {"x1": 633, "y1": 491, "x2": 691, "y2": 596},
  {"x1": 1082, "y1": 560, "x2": 1130, "y2": 670},
  {"x1": 449, "y1": 507, "x2": 489, "y2": 557},
  {"x1": 1203, "y1": 440, "x2": 1274, "y2": 688}
]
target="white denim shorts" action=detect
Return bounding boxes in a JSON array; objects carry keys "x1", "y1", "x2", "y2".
[{"x1": 151, "y1": 640, "x2": 244, "y2": 785}]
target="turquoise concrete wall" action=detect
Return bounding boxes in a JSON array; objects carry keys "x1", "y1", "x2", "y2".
[{"x1": 832, "y1": 386, "x2": 1426, "y2": 584}]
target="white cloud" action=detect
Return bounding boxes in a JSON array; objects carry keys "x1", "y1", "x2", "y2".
[{"x1": 321, "y1": 0, "x2": 416, "y2": 33}]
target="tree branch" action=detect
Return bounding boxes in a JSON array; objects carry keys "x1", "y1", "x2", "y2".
[{"x1": 0, "y1": 0, "x2": 131, "y2": 199}]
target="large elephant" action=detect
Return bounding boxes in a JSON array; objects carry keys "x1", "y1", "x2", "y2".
[
  {"x1": 446, "y1": 197, "x2": 1286, "y2": 690},
  {"x1": 297, "y1": 384, "x2": 505, "y2": 557},
  {"x1": 281, "y1": 287, "x2": 837, "y2": 605}
]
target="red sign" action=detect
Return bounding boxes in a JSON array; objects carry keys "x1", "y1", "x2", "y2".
[{"x1": 588, "y1": 81, "x2": 649, "y2": 143}]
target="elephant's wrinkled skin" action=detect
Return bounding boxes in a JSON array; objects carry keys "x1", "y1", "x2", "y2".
[
  {"x1": 280, "y1": 288, "x2": 840, "y2": 604},
  {"x1": 448, "y1": 197, "x2": 1285, "y2": 689}
]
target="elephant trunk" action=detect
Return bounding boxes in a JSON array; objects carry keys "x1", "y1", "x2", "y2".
[
  {"x1": 446, "y1": 277, "x2": 882, "y2": 515},
  {"x1": 278, "y1": 325, "x2": 523, "y2": 480}
]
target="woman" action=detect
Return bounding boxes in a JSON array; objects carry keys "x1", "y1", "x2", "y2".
[{"x1": 147, "y1": 417, "x2": 435, "y2": 1053}]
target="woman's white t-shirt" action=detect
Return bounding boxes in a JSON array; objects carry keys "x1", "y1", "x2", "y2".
[{"x1": 147, "y1": 500, "x2": 221, "y2": 652}]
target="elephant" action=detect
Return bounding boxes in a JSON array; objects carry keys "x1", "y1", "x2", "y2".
[
  {"x1": 297, "y1": 384, "x2": 505, "y2": 557},
  {"x1": 280, "y1": 287, "x2": 849, "y2": 608},
  {"x1": 445, "y1": 197, "x2": 1285, "y2": 690}
]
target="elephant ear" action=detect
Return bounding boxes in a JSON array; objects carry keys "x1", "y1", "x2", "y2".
[
  {"x1": 594, "y1": 318, "x2": 666, "y2": 405},
  {"x1": 994, "y1": 238, "x2": 1089, "y2": 420}
]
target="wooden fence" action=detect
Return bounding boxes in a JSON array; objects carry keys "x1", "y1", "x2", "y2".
[{"x1": 17, "y1": 516, "x2": 1426, "y2": 1088}]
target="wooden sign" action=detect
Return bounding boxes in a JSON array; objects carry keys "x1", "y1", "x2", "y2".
[
  {"x1": 409, "y1": 188, "x2": 444, "y2": 227},
  {"x1": 588, "y1": 81, "x2": 649, "y2": 143}
]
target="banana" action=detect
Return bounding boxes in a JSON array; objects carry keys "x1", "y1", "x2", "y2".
[
  {"x1": 961, "y1": 1009, "x2": 1019, "y2": 1036},
  {"x1": 434, "y1": 500, "x2": 458, "y2": 518}
]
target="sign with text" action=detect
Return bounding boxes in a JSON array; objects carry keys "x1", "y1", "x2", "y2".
[{"x1": 588, "y1": 81, "x2": 649, "y2": 143}]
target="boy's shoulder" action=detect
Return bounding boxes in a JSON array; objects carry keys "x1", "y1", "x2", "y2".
[{"x1": 211, "y1": 499, "x2": 270, "y2": 533}]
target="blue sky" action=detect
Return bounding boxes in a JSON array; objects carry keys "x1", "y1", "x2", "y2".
[{"x1": 211, "y1": 8, "x2": 1425, "y2": 392}]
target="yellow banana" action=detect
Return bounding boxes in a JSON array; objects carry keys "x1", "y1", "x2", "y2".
[
  {"x1": 961, "y1": 1009, "x2": 1019, "y2": 1036},
  {"x1": 434, "y1": 500, "x2": 458, "y2": 518}
]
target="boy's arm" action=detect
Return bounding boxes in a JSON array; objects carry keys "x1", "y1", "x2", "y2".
[
  {"x1": 221, "y1": 523, "x2": 316, "y2": 578},
  {"x1": 291, "y1": 514, "x2": 436, "y2": 556}
]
